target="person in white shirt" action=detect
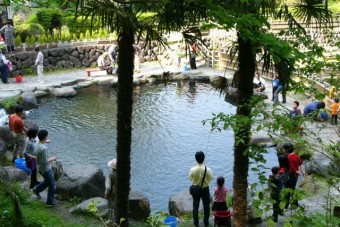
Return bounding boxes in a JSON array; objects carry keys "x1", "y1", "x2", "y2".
[
  {"x1": 0, "y1": 50, "x2": 9, "y2": 84},
  {"x1": 253, "y1": 72, "x2": 266, "y2": 92},
  {"x1": 97, "y1": 52, "x2": 113, "y2": 74},
  {"x1": 34, "y1": 48, "x2": 44, "y2": 83}
]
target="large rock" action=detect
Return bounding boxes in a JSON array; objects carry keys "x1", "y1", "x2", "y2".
[
  {"x1": 19, "y1": 92, "x2": 38, "y2": 110},
  {"x1": 69, "y1": 197, "x2": 108, "y2": 217},
  {"x1": 0, "y1": 126, "x2": 14, "y2": 147},
  {"x1": 168, "y1": 191, "x2": 203, "y2": 217},
  {"x1": 53, "y1": 86, "x2": 77, "y2": 97},
  {"x1": 69, "y1": 56, "x2": 82, "y2": 68},
  {"x1": 0, "y1": 166, "x2": 9, "y2": 181},
  {"x1": 305, "y1": 152, "x2": 338, "y2": 176},
  {"x1": 3, "y1": 166, "x2": 27, "y2": 182},
  {"x1": 0, "y1": 139, "x2": 7, "y2": 164},
  {"x1": 56, "y1": 164, "x2": 105, "y2": 200},
  {"x1": 128, "y1": 190, "x2": 151, "y2": 221},
  {"x1": 52, "y1": 161, "x2": 64, "y2": 181}
]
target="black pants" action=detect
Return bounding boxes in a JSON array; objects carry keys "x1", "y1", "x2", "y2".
[
  {"x1": 29, "y1": 169, "x2": 40, "y2": 189},
  {"x1": 192, "y1": 186, "x2": 210, "y2": 226},
  {"x1": 7, "y1": 45, "x2": 14, "y2": 53},
  {"x1": 0, "y1": 64, "x2": 8, "y2": 83},
  {"x1": 190, "y1": 58, "x2": 197, "y2": 69},
  {"x1": 285, "y1": 173, "x2": 299, "y2": 208},
  {"x1": 272, "y1": 196, "x2": 280, "y2": 222},
  {"x1": 331, "y1": 115, "x2": 338, "y2": 125}
]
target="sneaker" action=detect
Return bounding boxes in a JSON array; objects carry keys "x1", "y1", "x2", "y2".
[
  {"x1": 31, "y1": 188, "x2": 41, "y2": 199},
  {"x1": 46, "y1": 202, "x2": 58, "y2": 207}
]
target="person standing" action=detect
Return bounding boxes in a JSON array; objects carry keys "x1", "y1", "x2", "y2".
[
  {"x1": 0, "y1": 22, "x2": 15, "y2": 53},
  {"x1": 108, "y1": 44, "x2": 117, "y2": 69},
  {"x1": 330, "y1": 97, "x2": 340, "y2": 125},
  {"x1": 24, "y1": 128, "x2": 40, "y2": 189},
  {"x1": 32, "y1": 129, "x2": 57, "y2": 206},
  {"x1": 271, "y1": 74, "x2": 280, "y2": 101},
  {"x1": 189, "y1": 151, "x2": 213, "y2": 227},
  {"x1": 190, "y1": 51, "x2": 197, "y2": 70},
  {"x1": 284, "y1": 143, "x2": 306, "y2": 208},
  {"x1": 268, "y1": 166, "x2": 283, "y2": 223},
  {"x1": 9, "y1": 105, "x2": 27, "y2": 163},
  {"x1": 34, "y1": 47, "x2": 44, "y2": 83},
  {"x1": 212, "y1": 176, "x2": 228, "y2": 211},
  {"x1": 105, "y1": 158, "x2": 117, "y2": 225},
  {"x1": 0, "y1": 49, "x2": 9, "y2": 84}
]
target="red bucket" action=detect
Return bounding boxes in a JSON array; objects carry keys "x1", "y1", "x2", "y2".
[{"x1": 16, "y1": 75, "x2": 22, "y2": 83}]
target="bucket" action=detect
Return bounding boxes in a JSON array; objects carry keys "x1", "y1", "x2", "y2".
[
  {"x1": 16, "y1": 75, "x2": 23, "y2": 83},
  {"x1": 163, "y1": 216, "x2": 178, "y2": 227},
  {"x1": 183, "y1": 65, "x2": 188, "y2": 71},
  {"x1": 15, "y1": 158, "x2": 31, "y2": 174}
]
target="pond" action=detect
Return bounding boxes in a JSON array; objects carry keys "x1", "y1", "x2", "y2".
[{"x1": 27, "y1": 81, "x2": 277, "y2": 211}]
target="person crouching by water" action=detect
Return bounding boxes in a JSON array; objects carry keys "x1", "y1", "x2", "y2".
[
  {"x1": 31, "y1": 129, "x2": 57, "y2": 206},
  {"x1": 24, "y1": 128, "x2": 40, "y2": 189},
  {"x1": 189, "y1": 151, "x2": 213, "y2": 227},
  {"x1": 105, "y1": 158, "x2": 117, "y2": 225},
  {"x1": 98, "y1": 52, "x2": 113, "y2": 75},
  {"x1": 253, "y1": 72, "x2": 266, "y2": 92}
]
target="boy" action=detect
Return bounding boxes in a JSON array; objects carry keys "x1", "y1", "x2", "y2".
[
  {"x1": 268, "y1": 166, "x2": 282, "y2": 222},
  {"x1": 9, "y1": 105, "x2": 27, "y2": 162},
  {"x1": 284, "y1": 143, "x2": 306, "y2": 208},
  {"x1": 32, "y1": 129, "x2": 57, "y2": 206},
  {"x1": 289, "y1": 101, "x2": 303, "y2": 135},
  {"x1": 330, "y1": 97, "x2": 340, "y2": 125}
]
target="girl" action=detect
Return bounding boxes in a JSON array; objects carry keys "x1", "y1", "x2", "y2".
[
  {"x1": 212, "y1": 176, "x2": 228, "y2": 211},
  {"x1": 24, "y1": 128, "x2": 40, "y2": 189}
]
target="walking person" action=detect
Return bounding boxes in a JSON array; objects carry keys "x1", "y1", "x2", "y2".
[
  {"x1": 32, "y1": 129, "x2": 57, "y2": 206},
  {"x1": 105, "y1": 158, "x2": 117, "y2": 225},
  {"x1": 0, "y1": 22, "x2": 15, "y2": 53},
  {"x1": 24, "y1": 128, "x2": 40, "y2": 189},
  {"x1": 271, "y1": 74, "x2": 280, "y2": 101},
  {"x1": 9, "y1": 105, "x2": 27, "y2": 163},
  {"x1": 268, "y1": 166, "x2": 283, "y2": 223},
  {"x1": 330, "y1": 97, "x2": 340, "y2": 125},
  {"x1": 34, "y1": 47, "x2": 44, "y2": 83},
  {"x1": 189, "y1": 151, "x2": 213, "y2": 227},
  {"x1": 0, "y1": 49, "x2": 9, "y2": 84}
]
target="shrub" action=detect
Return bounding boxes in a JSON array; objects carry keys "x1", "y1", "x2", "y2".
[
  {"x1": 65, "y1": 16, "x2": 100, "y2": 35},
  {"x1": 79, "y1": 33, "x2": 84, "y2": 41},
  {"x1": 2, "y1": 96, "x2": 19, "y2": 112},
  {"x1": 53, "y1": 31, "x2": 59, "y2": 42},
  {"x1": 36, "y1": 9, "x2": 63, "y2": 34},
  {"x1": 15, "y1": 36, "x2": 22, "y2": 46},
  {"x1": 15, "y1": 23, "x2": 44, "y2": 41},
  {"x1": 72, "y1": 33, "x2": 77, "y2": 41},
  {"x1": 85, "y1": 29, "x2": 91, "y2": 40}
]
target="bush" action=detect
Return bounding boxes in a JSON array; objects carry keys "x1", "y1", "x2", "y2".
[
  {"x1": 65, "y1": 16, "x2": 100, "y2": 35},
  {"x1": 36, "y1": 8, "x2": 63, "y2": 34},
  {"x1": 2, "y1": 96, "x2": 19, "y2": 112},
  {"x1": 79, "y1": 33, "x2": 84, "y2": 41},
  {"x1": 15, "y1": 23, "x2": 44, "y2": 41},
  {"x1": 15, "y1": 36, "x2": 22, "y2": 46},
  {"x1": 85, "y1": 29, "x2": 91, "y2": 40}
]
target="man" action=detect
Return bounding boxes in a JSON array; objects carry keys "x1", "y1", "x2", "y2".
[
  {"x1": 189, "y1": 151, "x2": 213, "y2": 227},
  {"x1": 34, "y1": 47, "x2": 44, "y2": 83},
  {"x1": 97, "y1": 52, "x2": 113, "y2": 74},
  {"x1": 284, "y1": 143, "x2": 306, "y2": 208},
  {"x1": 9, "y1": 105, "x2": 27, "y2": 163},
  {"x1": 253, "y1": 72, "x2": 266, "y2": 92},
  {"x1": 32, "y1": 129, "x2": 57, "y2": 206},
  {"x1": 108, "y1": 44, "x2": 117, "y2": 68}
]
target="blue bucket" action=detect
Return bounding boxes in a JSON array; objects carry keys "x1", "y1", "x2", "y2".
[
  {"x1": 163, "y1": 216, "x2": 178, "y2": 227},
  {"x1": 183, "y1": 65, "x2": 188, "y2": 71},
  {"x1": 15, "y1": 158, "x2": 31, "y2": 174}
]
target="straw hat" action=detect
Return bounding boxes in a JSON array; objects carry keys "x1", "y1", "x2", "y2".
[{"x1": 107, "y1": 158, "x2": 117, "y2": 169}]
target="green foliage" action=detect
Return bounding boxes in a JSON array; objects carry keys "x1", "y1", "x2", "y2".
[
  {"x1": 15, "y1": 36, "x2": 22, "y2": 46},
  {"x1": 146, "y1": 211, "x2": 168, "y2": 227},
  {"x1": 79, "y1": 33, "x2": 85, "y2": 41},
  {"x1": 36, "y1": 8, "x2": 64, "y2": 33},
  {"x1": 15, "y1": 23, "x2": 45, "y2": 41},
  {"x1": 69, "y1": 196, "x2": 82, "y2": 206},
  {"x1": 53, "y1": 31, "x2": 59, "y2": 42},
  {"x1": 30, "y1": 35, "x2": 36, "y2": 46},
  {"x1": 85, "y1": 29, "x2": 91, "y2": 40},
  {"x1": 2, "y1": 96, "x2": 19, "y2": 112},
  {"x1": 72, "y1": 33, "x2": 78, "y2": 41},
  {"x1": 65, "y1": 16, "x2": 100, "y2": 35}
]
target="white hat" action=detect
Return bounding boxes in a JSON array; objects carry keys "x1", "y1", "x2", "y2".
[{"x1": 107, "y1": 158, "x2": 117, "y2": 169}]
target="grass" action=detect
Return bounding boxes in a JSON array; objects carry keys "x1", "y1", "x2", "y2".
[{"x1": 1, "y1": 96, "x2": 19, "y2": 112}]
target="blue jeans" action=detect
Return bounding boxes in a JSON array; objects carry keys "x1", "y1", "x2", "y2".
[
  {"x1": 35, "y1": 168, "x2": 56, "y2": 205},
  {"x1": 192, "y1": 187, "x2": 210, "y2": 226},
  {"x1": 0, "y1": 64, "x2": 8, "y2": 83},
  {"x1": 273, "y1": 85, "x2": 283, "y2": 103}
]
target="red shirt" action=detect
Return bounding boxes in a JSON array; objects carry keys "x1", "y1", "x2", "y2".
[
  {"x1": 9, "y1": 114, "x2": 25, "y2": 133},
  {"x1": 288, "y1": 153, "x2": 303, "y2": 174}
]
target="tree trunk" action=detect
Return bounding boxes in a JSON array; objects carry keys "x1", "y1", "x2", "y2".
[
  {"x1": 232, "y1": 34, "x2": 255, "y2": 227},
  {"x1": 115, "y1": 30, "x2": 134, "y2": 227}
]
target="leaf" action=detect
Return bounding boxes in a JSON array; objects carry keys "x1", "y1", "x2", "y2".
[
  {"x1": 254, "y1": 208, "x2": 263, "y2": 218},
  {"x1": 252, "y1": 199, "x2": 261, "y2": 207}
]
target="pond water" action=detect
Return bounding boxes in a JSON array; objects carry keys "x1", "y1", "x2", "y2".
[{"x1": 27, "y1": 81, "x2": 277, "y2": 211}]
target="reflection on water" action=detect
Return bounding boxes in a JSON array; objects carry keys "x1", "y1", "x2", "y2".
[{"x1": 28, "y1": 82, "x2": 277, "y2": 211}]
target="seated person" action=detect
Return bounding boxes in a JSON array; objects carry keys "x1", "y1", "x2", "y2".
[
  {"x1": 97, "y1": 52, "x2": 113, "y2": 74},
  {"x1": 303, "y1": 101, "x2": 327, "y2": 121},
  {"x1": 253, "y1": 73, "x2": 266, "y2": 92}
]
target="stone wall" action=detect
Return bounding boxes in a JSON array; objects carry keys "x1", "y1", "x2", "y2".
[{"x1": 5, "y1": 44, "x2": 161, "y2": 77}]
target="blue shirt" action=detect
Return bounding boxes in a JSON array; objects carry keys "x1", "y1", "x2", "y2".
[
  {"x1": 303, "y1": 101, "x2": 319, "y2": 115},
  {"x1": 272, "y1": 79, "x2": 280, "y2": 87}
]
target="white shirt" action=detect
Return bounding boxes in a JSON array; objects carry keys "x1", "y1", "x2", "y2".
[
  {"x1": 35, "y1": 51, "x2": 44, "y2": 65},
  {"x1": 0, "y1": 54, "x2": 8, "y2": 64},
  {"x1": 97, "y1": 55, "x2": 106, "y2": 67},
  {"x1": 253, "y1": 77, "x2": 266, "y2": 87}
]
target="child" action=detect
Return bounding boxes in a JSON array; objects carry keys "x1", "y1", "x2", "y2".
[
  {"x1": 24, "y1": 128, "x2": 40, "y2": 189},
  {"x1": 32, "y1": 129, "x2": 57, "y2": 206},
  {"x1": 289, "y1": 101, "x2": 303, "y2": 135},
  {"x1": 212, "y1": 176, "x2": 228, "y2": 211},
  {"x1": 268, "y1": 166, "x2": 282, "y2": 223},
  {"x1": 105, "y1": 158, "x2": 117, "y2": 225},
  {"x1": 330, "y1": 97, "x2": 340, "y2": 125}
]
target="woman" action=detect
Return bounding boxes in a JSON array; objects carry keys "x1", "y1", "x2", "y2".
[
  {"x1": 0, "y1": 50, "x2": 9, "y2": 84},
  {"x1": 0, "y1": 22, "x2": 15, "y2": 53}
]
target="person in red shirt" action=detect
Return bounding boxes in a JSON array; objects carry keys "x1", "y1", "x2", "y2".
[
  {"x1": 283, "y1": 143, "x2": 306, "y2": 208},
  {"x1": 9, "y1": 105, "x2": 27, "y2": 163}
]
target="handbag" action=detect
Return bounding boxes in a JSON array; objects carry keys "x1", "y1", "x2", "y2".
[{"x1": 189, "y1": 166, "x2": 207, "y2": 197}]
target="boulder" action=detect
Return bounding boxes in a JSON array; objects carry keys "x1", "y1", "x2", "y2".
[
  {"x1": 56, "y1": 164, "x2": 105, "y2": 200},
  {"x1": 168, "y1": 191, "x2": 203, "y2": 216},
  {"x1": 52, "y1": 161, "x2": 64, "y2": 181},
  {"x1": 34, "y1": 90, "x2": 48, "y2": 98},
  {"x1": 69, "y1": 197, "x2": 108, "y2": 217},
  {"x1": 128, "y1": 190, "x2": 151, "y2": 221},
  {"x1": 69, "y1": 56, "x2": 82, "y2": 68},
  {"x1": 16, "y1": 52, "x2": 31, "y2": 61},
  {"x1": 0, "y1": 126, "x2": 14, "y2": 147},
  {"x1": 53, "y1": 86, "x2": 77, "y2": 98},
  {"x1": 3, "y1": 166, "x2": 27, "y2": 182},
  {"x1": 305, "y1": 152, "x2": 338, "y2": 176},
  {"x1": 19, "y1": 92, "x2": 38, "y2": 110},
  {"x1": 24, "y1": 120, "x2": 39, "y2": 131},
  {"x1": 0, "y1": 139, "x2": 7, "y2": 164},
  {"x1": 0, "y1": 166, "x2": 9, "y2": 181}
]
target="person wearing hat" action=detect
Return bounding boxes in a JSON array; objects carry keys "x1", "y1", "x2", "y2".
[{"x1": 105, "y1": 158, "x2": 117, "y2": 225}]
